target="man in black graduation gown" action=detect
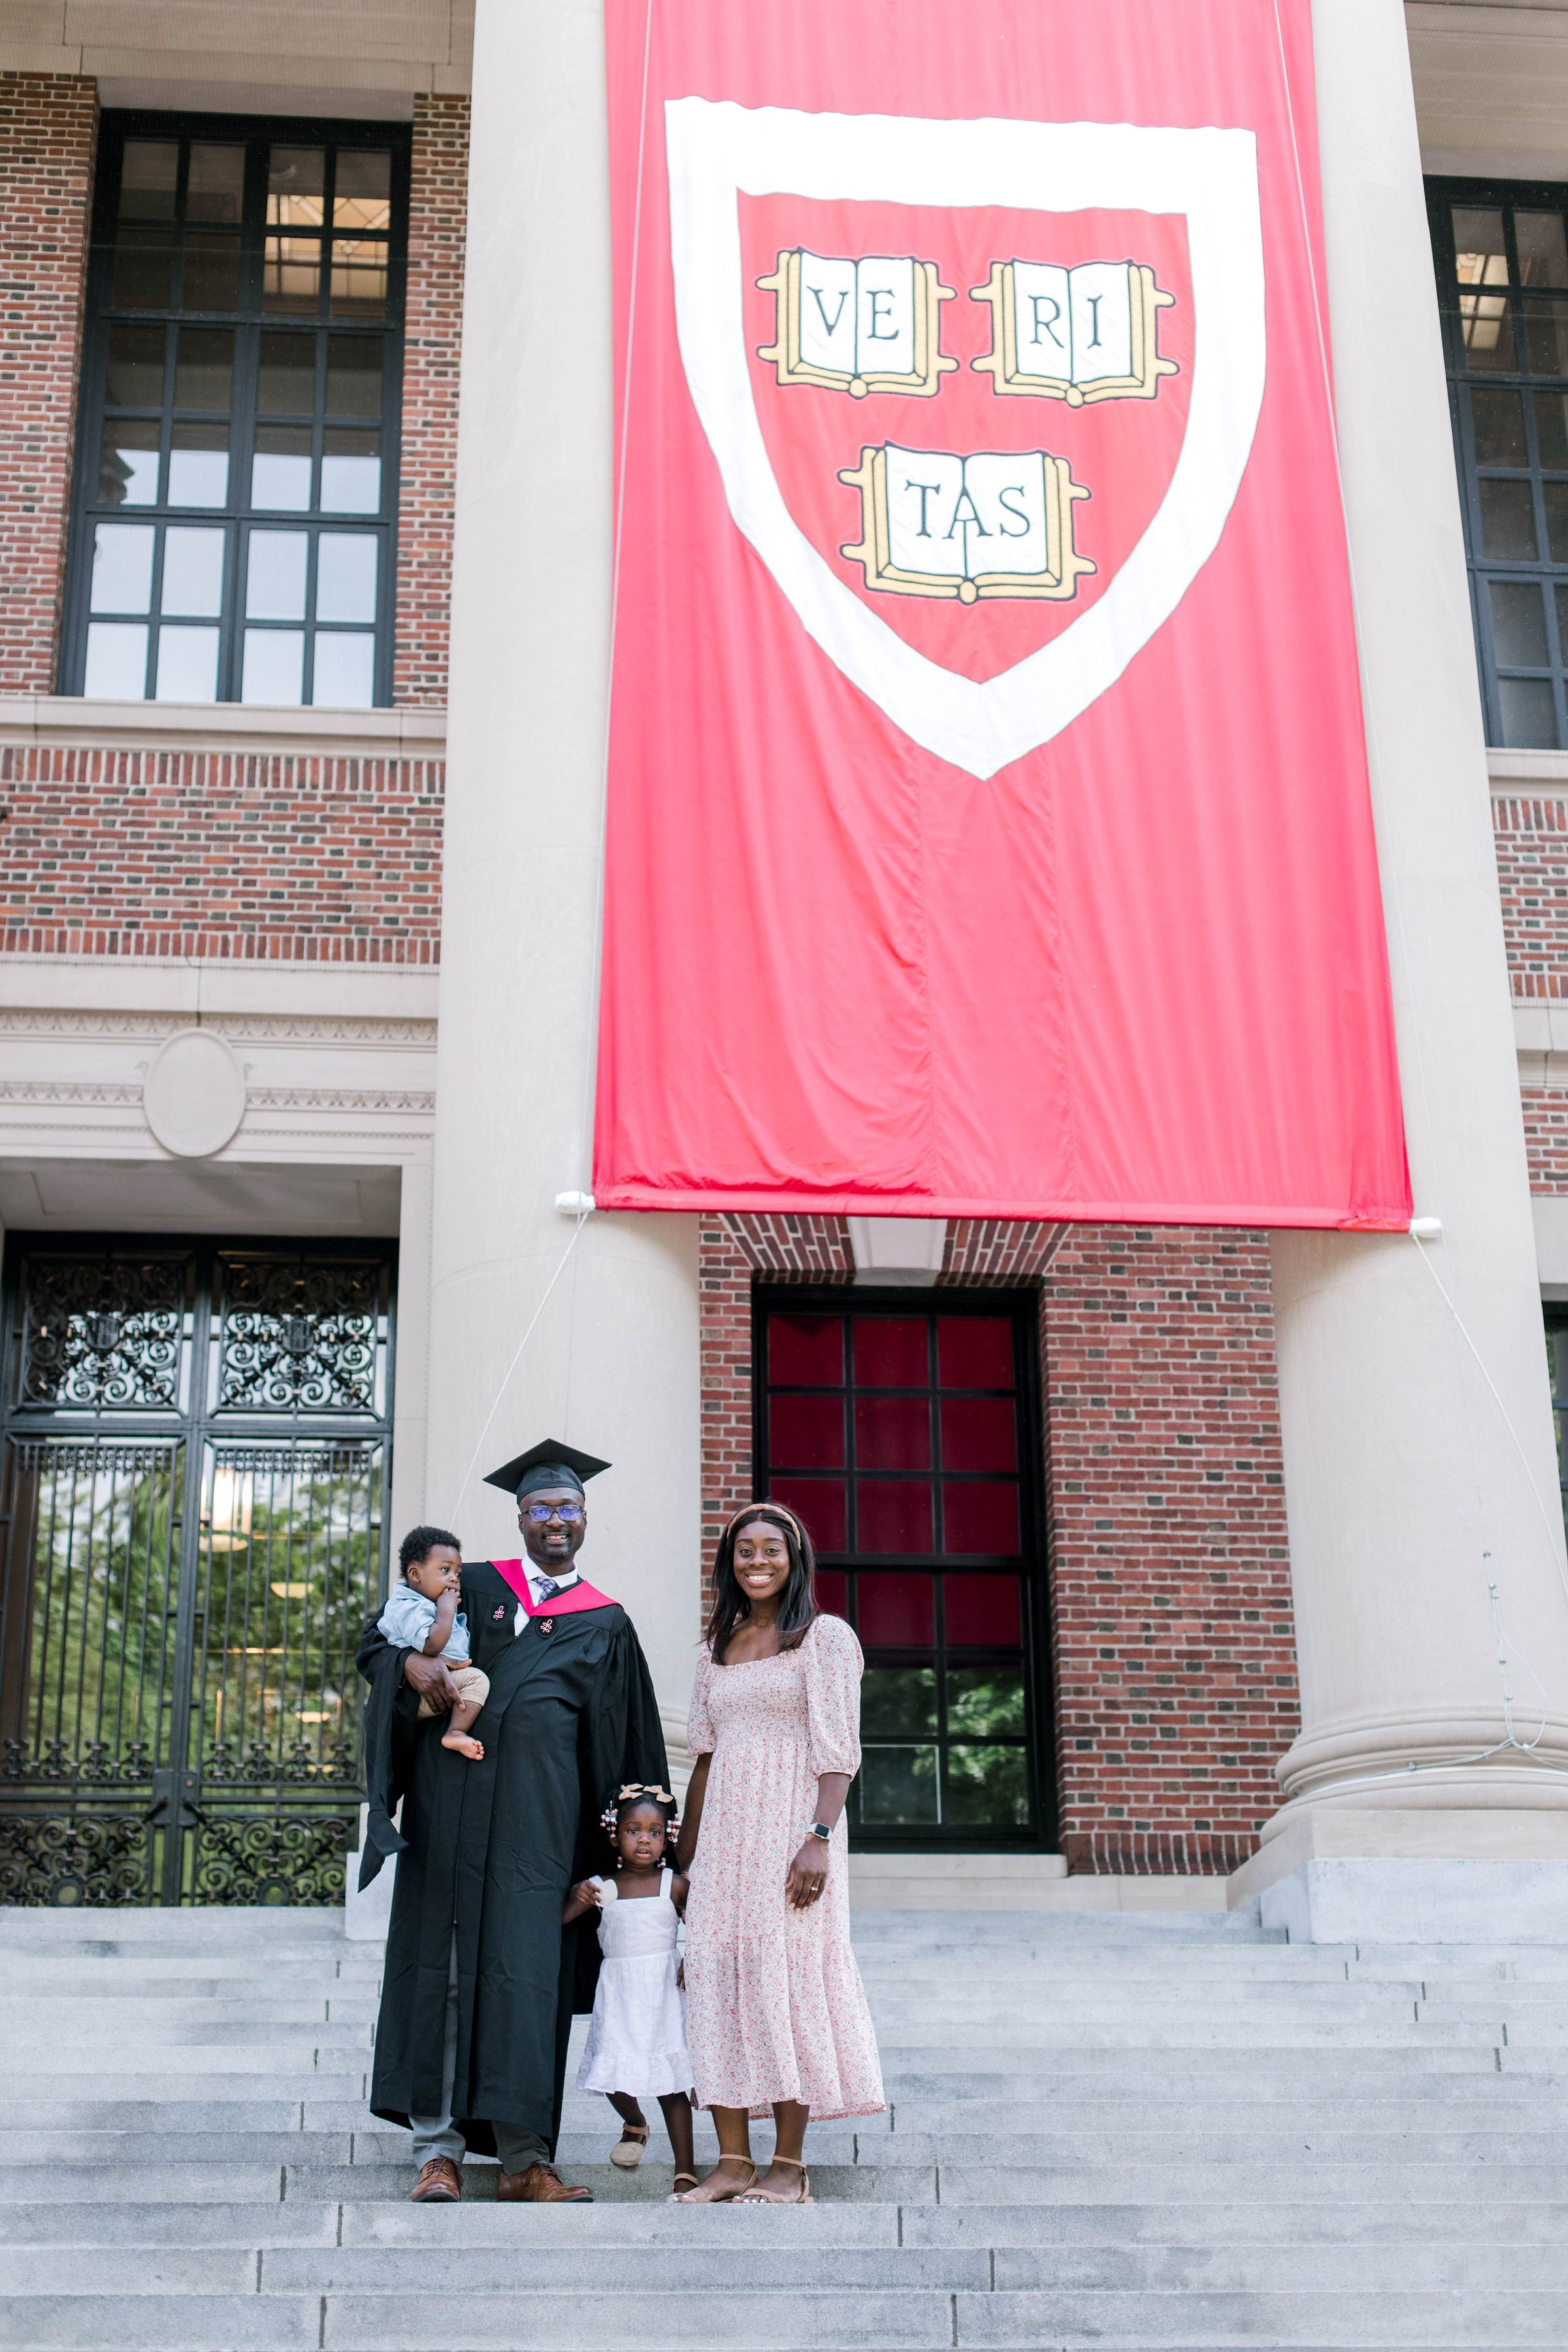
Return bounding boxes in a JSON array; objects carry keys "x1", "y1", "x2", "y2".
[{"x1": 356, "y1": 1438, "x2": 668, "y2": 2202}]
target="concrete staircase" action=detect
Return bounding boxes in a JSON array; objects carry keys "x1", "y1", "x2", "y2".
[{"x1": 1, "y1": 1903, "x2": 1567, "y2": 2347}]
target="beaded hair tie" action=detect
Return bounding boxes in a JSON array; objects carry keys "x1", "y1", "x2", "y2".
[{"x1": 599, "y1": 1782, "x2": 679, "y2": 1838}]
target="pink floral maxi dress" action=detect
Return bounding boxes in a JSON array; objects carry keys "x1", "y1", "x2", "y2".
[{"x1": 683, "y1": 1614, "x2": 885, "y2": 2119}]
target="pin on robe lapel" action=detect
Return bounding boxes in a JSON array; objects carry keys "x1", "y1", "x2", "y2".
[{"x1": 357, "y1": 1560, "x2": 666, "y2": 2158}]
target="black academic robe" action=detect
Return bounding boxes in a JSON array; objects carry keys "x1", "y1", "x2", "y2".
[{"x1": 356, "y1": 1560, "x2": 667, "y2": 2157}]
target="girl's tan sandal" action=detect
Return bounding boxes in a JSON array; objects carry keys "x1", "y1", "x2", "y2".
[
  {"x1": 738, "y1": 2155, "x2": 813, "y2": 2204},
  {"x1": 672, "y1": 2159, "x2": 757, "y2": 2203},
  {"x1": 609, "y1": 2123, "x2": 650, "y2": 2168},
  {"x1": 672, "y1": 2169, "x2": 700, "y2": 2193}
]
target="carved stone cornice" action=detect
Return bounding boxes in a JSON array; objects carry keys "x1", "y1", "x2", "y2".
[{"x1": 0, "y1": 1009, "x2": 437, "y2": 1049}]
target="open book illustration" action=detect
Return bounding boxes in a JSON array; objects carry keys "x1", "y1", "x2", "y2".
[
  {"x1": 758, "y1": 250, "x2": 958, "y2": 397},
  {"x1": 972, "y1": 261, "x2": 1177, "y2": 403},
  {"x1": 839, "y1": 443, "x2": 1094, "y2": 602}
]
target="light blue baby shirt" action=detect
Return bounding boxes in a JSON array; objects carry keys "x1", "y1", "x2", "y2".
[{"x1": 377, "y1": 1582, "x2": 471, "y2": 1663}]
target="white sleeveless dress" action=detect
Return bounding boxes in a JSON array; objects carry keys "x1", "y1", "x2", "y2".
[{"x1": 576, "y1": 1867, "x2": 693, "y2": 2098}]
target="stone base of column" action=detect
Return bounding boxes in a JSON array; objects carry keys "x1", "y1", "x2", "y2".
[
  {"x1": 1274, "y1": 1706, "x2": 1568, "y2": 1810},
  {"x1": 1229, "y1": 1805, "x2": 1568, "y2": 1942}
]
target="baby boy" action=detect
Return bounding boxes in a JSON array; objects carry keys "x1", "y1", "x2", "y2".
[{"x1": 378, "y1": 1526, "x2": 491, "y2": 1760}]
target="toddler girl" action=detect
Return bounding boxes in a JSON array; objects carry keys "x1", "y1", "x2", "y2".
[{"x1": 563, "y1": 1784, "x2": 696, "y2": 2191}]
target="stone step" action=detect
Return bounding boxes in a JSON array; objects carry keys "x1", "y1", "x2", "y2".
[
  {"x1": 872, "y1": 2058, "x2": 1526, "y2": 2090},
  {"x1": 953, "y1": 2288, "x2": 1568, "y2": 2347},
  {"x1": 899, "y1": 2199, "x2": 1568, "y2": 2247},
  {"x1": 8, "y1": 1964, "x2": 384, "y2": 1987},
  {"x1": 25, "y1": 2119, "x2": 1568, "y2": 2170},
  {"x1": 874, "y1": 2049, "x2": 1511, "y2": 2078},
  {"x1": 27, "y1": 2161, "x2": 921, "y2": 2205},
  {"x1": 932, "y1": 2159, "x2": 1568, "y2": 2203},
  {"x1": 10, "y1": 2196, "x2": 1566, "y2": 2252},
  {"x1": 6, "y1": 2237, "x2": 1565, "y2": 2297},
  {"x1": 29, "y1": 2087, "x2": 1568, "y2": 2134},
  {"x1": 0, "y1": 2201, "x2": 900, "y2": 2248},
  {"x1": 852, "y1": 2021, "x2": 1511, "y2": 2046},
  {"x1": 40, "y1": 2048, "x2": 367, "y2": 2078},
  {"x1": 25, "y1": 2082, "x2": 1565, "y2": 2132},
  {"x1": 10, "y1": 2027, "x2": 373, "y2": 2054},
  {"x1": 2, "y1": 2283, "x2": 1555, "y2": 2350},
  {"x1": 27, "y1": 2153, "x2": 1568, "y2": 2207},
  {"x1": 881, "y1": 2099, "x2": 1568, "y2": 2134},
  {"x1": 19, "y1": 2013, "x2": 380, "y2": 2032},
  {"x1": 0, "y1": 2246, "x2": 989, "y2": 2293}
]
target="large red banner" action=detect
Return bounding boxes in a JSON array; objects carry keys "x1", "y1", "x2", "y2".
[{"x1": 594, "y1": 0, "x2": 1411, "y2": 1229}]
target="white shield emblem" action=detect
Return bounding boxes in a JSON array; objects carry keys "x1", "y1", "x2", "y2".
[{"x1": 665, "y1": 99, "x2": 1265, "y2": 782}]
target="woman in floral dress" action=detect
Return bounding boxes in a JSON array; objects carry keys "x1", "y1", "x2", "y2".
[{"x1": 674, "y1": 1502, "x2": 883, "y2": 2204}]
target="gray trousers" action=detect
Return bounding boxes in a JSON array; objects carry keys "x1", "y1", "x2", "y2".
[{"x1": 409, "y1": 1938, "x2": 551, "y2": 2176}]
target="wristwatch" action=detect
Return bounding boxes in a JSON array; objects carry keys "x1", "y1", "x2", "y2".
[{"x1": 806, "y1": 1821, "x2": 832, "y2": 1842}]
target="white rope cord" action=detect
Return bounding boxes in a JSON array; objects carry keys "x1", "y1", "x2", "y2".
[{"x1": 446, "y1": 1211, "x2": 589, "y2": 1527}]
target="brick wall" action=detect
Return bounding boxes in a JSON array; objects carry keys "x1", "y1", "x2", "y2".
[
  {"x1": 698, "y1": 1213, "x2": 1296, "y2": 1870},
  {"x1": 1043, "y1": 1225, "x2": 1296, "y2": 1875},
  {"x1": 0, "y1": 743, "x2": 443, "y2": 962},
  {"x1": 393, "y1": 94, "x2": 468, "y2": 708},
  {"x1": 1492, "y1": 794, "x2": 1568, "y2": 1192},
  {"x1": 1494, "y1": 795, "x2": 1568, "y2": 1005},
  {"x1": 0, "y1": 74, "x2": 95, "y2": 696}
]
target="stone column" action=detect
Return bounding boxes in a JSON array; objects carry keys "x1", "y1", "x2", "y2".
[
  {"x1": 424, "y1": 0, "x2": 702, "y2": 1740},
  {"x1": 387, "y1": 1157, "x2": 433, "y2": 1543},
  {"x1": 1249, "y1": 0, "x2": 1568, "y2": 1927}
]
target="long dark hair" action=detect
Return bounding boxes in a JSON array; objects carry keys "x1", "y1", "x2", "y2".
[{"x1": 704, "y1": 1503, "x2": 819, "y2": 1663}]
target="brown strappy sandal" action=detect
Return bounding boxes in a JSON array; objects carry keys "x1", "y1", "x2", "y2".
[
  {"x1": 672, "y1": 2157, "x2": 757, "y2": 2203},
  {"x1": 738, "y1": 2155, "x2": 813, "y2": 2204},
  {"x1": 672, "y1": 2168, "x2": 700, "y2": 2193},
  {"x1": 610, "y1": 2121, "x2": 650, "y2": 2169}
]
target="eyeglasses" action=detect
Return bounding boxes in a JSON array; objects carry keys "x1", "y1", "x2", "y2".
[{"x1": 523, "y1": 1502, "x2": 583, "y2": 1524}]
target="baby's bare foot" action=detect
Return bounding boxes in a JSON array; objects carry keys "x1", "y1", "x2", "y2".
[{"x1": 442, "y1": 1731, "x2": 484, "y2": 1759}]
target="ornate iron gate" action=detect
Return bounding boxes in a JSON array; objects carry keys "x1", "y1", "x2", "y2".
[{"x1": 0, "y1": 1239, "x2": 395, "y2": 1904}]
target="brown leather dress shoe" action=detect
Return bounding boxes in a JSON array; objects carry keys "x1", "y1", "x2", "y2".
[
  {"x1": 410, "y1": 2156, "x2": 462, "y2": 2202},
  {"x1": 497, "y1": 2161, "x2": 593, "y2": 2202}
]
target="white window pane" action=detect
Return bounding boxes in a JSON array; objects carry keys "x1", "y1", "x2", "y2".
[
  {"x1": 242, "y1": 627, "x2": 304, "y2": 704},
  {"x1": 83, "y1": 621, "x2": 149, "y2": 698},
  {"x1": 311, "y1": 631, "x2": 374, "y2": 707},
  {"x1": 251, "y1": 451, "x2": 312, "y2": 510},
  {"x1": 319, "y1": 452, "x2": 380, "y2": 512},
  {"x1": 109, "y1": 442, "x2": 160, "y2": 505},
  {"x1": 161, "y1": 527, "x2": 225, "y2": 617},
  {"x1": 155, "y1": 625, "x2": 220, "y2": 702},
  {"x1": 315, "y1": 532, "x2": 377, "y2": 623},
  {"x1": 90, "y1": 522, "x2": 155, "y2": 614},
  {"x1": 167, "y1": 445, "x2": 229, "y2": 506},
  {"x1": 246, "y1": 530, "x2": 308, "y2": 621}
]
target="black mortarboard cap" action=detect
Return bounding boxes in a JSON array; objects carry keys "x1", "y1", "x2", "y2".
[{"x1": 483, "y1": 1438, "x2": 612, "y2": 1503}]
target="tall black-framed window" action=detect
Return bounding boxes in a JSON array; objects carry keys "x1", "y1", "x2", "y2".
[
  {"x1": 61, "y1": 112, "x2": 408, "y2": 710},
  {"x1": 1429, "y1": 178, "x2": 1568, "y2": 749},
  {"x1": 1546, "y1": 1306, "x2": 1568, "y2": 1536},
  {"x1": 754, "y1": 1286, "x2": 1054, "y2": 1853}
]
